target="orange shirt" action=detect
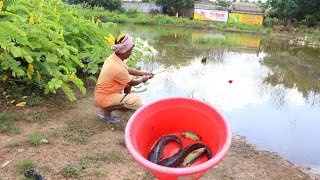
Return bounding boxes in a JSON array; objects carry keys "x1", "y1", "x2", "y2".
[{"x1": 94, "y1": 54, "x2": 133, "y2": 108}]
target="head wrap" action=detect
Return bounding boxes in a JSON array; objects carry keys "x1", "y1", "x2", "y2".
[{"x1": 111, "y1": 34, "x2": 134, "y2": 54}]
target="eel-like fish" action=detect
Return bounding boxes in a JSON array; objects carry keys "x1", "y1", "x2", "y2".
[
  {"x1": 148, "y1": 135, "x2": 183, "y2": 164},
  {"x1": 157, "y1": 143, "x2": 212, "y2": 167}
]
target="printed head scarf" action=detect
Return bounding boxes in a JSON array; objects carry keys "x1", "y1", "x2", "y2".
[{"x1": 111, "y1": 34, "x2": 134, "y2": 54}]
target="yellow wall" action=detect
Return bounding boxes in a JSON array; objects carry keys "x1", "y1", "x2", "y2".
[{"x1": 228, "y1": 13, "x2": 263, "y2": 26}]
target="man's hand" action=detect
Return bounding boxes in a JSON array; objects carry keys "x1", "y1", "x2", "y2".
[
  {"x1": 141, "y1": 75, "x2": 149, "y2": 83},
  {"x1": 145, "y1": 72, "x2": 154, "y2": 79}
]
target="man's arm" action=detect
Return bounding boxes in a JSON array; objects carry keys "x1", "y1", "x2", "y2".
[
  {"x1": 127, "y1": 75, "x2": 149, "y2": 86},
  {"x1": 128, "y1": 67, "x2": 154, "y2": 78}
]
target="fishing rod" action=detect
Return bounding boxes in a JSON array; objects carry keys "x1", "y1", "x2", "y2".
[{"x1": 153, "y1": 65, "x2": 178, "y2": 75}]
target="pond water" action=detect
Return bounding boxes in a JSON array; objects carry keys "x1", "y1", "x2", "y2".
[{"x1": 120, "y1": 25, "x2": 320, "y2": 174}]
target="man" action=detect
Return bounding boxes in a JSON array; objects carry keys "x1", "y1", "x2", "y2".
[{"x1": 94, "y1": 34, "x2": 154, "y2": 123}]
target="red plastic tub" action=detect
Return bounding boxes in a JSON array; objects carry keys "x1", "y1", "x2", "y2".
[{"x1": 125, "y1": 97, "x2": 232, "y2": 180}]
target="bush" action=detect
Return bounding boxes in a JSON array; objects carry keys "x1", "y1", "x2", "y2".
[
  {"x1": 0, "y1": 113, "x2": 20, "y2": 134},
  {"x1": 27, "y1": 131, "x2": 47, "y2": 146},
  {"x1": 0, "y1": 0, "x2": 116, "y2": 101},
  {"x1": 16, "y1": 160, "x2": 34, "y2": 172},
  {"x1": 126, "y1": 8, "x2": 139, "y2": 18}
]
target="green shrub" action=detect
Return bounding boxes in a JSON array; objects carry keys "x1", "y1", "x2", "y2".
[
  {"x1": 0, "y1": 113, "x2": 20, "y2": 134},
  {"x1": 27, "y1": 131, "x2": 47, "y2": 146},
  {"x1": 125, "y1": 8, "x2": 139, "y2": 18},
  {"x1": 62, "y1": 163, "x2": 86, "y2": 178},
  {"x1": 16, "y1": 160, "x2": 34, "y2": 172}
]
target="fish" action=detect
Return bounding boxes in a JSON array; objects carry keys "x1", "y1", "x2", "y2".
[
  {"x1": 181, "y1": 131, "x2": 202, "y2": 141},
  {"x1": 157, "y1": 143, "x2": 212, "y2": 167},
  {"x1": 148, "y1": 135, "x2": 183, "y2": 164},
  {"x1": 180, "y1": 148, "x2": 206, "y2": 167}
]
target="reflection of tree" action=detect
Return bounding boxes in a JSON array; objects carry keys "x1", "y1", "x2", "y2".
[{"x1": 261, "y1": 42, "x2": 320, "y2": 107}]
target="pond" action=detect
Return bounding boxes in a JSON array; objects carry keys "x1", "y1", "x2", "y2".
[{"x1": 120, "y1": 24, "x2": 320, "y2": 174}]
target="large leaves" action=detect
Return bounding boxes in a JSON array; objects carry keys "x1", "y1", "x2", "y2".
[{"x1": 0, "y1": 0, "x2": 113, "y2": 101}]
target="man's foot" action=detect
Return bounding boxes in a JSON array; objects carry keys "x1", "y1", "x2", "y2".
[{"x1": 98, "y1": 113, "x2": 120, "y2": 124}]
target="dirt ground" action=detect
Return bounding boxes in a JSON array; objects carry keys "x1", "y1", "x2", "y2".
[{"x1": 0, "y1": 85, "x2": 319, "y2": 180}]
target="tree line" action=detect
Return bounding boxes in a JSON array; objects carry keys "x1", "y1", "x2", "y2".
[{"x1": 67, "y1": 0, "x2": 319, "y2": 28}]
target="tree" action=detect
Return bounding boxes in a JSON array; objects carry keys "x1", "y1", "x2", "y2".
[
  {"x1": 155, "y1": 0, "x2": 195, "y2": 16},
  {"x1": 72, "y1": 0, "x2": 123, "y2": 12},
  {"x1": 267, "y1": 0, "x2": 320, "y2": 27},
  {"x1": 268, "y1": 0, "x2": 300, "y2": 27}
]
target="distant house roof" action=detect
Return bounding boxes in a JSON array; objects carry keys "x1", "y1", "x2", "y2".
[
  {"x1": 194, "y1": 0, "x2": 227, "y2": 11},
  {"x1": 227, "y1": 2, "x2": 264, "y2": 15}
]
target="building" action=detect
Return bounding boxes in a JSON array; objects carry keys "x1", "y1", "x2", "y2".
[
  {"x1": 227, "y1": 2, "x2": 265, "y2": 26},
  {"x1": 122, "y1": 0, "x2": 162, "y2": 14},
  {"x1": 193, "y1": 0, "x2": 229, "y2": 22}
]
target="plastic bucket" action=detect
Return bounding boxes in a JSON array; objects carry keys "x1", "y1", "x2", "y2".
[{"x1": 125, "y1": 97, "x2": 232, "y2": 180}]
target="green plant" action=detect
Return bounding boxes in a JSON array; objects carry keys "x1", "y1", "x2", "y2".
[
  {"x1": 25, "y1": 112, "x2": 46, "y2": 123},
  {"x1": 16, "y1": 160, "x2": 34, "y2": 172},
  {"x1": 125, "y1": 8, "x2": 139, "y2": 18},
  {"x1": 40, "y1": 164, "x2": 53, "y2": 173},
  {"x1": 64, "y1": 118, "x2": 95, "y2": 144},
  {"x1": 195, "y1": 38, "x2": 238, "y2": 47},
  {"x1": 80, "y1": 151, "x2": 125, "y2": 164},
  {"x1": 0, "y1": 0, "x2": 115, "y2": 101},
  {"x1": 27, "y1": 131, "x2": 47, "y2": 146},
  {"x1": 62, "y1": 162, "x2": 87, "y2": 178},
  {"x1": 25, "y1": 96, "x2": 45, "y2": 106},
  {"x1": 0, "y1": 112, "x2": 20, "y2": 134},
  {"x1": 7, "y1": 139, "x2": 21, "y2": 148},
  {"x1": 266, "y1": 28, "x2": 272, "y2": 34},
  {"x1": 93, "y1": 168, "x2": 107, "y2": 177}
]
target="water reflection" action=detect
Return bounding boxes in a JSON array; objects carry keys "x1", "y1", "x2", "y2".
[{"x1": 121, "y1": 25, "x2": 320, "y2": 174}]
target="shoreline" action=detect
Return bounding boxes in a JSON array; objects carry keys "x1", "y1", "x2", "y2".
[{"x1": 0, "y1": 89, "x2": 319, "y2": 179}]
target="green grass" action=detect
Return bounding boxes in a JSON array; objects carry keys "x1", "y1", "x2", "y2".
[
  {"x1": 65, "y1": 118, "x2": 96, "y2": 144},
  {"x1": 77, "y1": 7, "x2": 268, "y2": 34},
  {"x1": 27, "y1": 132, "x2": 47, "y2": 146},
  {"x1": 25, "y1": 113, "x2": 46, "y2": 124},
  {"x1": 93, "y1": 168, "x2": 107, "y2": 177},
  {"x1": 25, "y1": 96, "x2": 45, "y2": 107},
  {"x1": 7, "y1": 140, "x2": 21, "y2": 148},
  {"x1": 50, "y1": 129, "x2": 65, "y2": 137},
  {"x1": 16, "y1": 160, "x2": 34, "y2": 172},
  {"x1": 195, "y1": 38, "x2": 239, "y2": 47},
  {"x1": 40, "y1": 165, "x2": 53, "y2": 173},
  {"x1": 0, "y1": 113, "x2": 21, "y2": 134},
  {"x1": 80, "y1": 151, "x2": 125, "y2": 164},
  {"x1": 61, "y1": 162, "x2": 87, "y2": 178}
]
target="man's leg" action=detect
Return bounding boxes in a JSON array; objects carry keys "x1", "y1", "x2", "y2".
[
  {"x1": 101, "y1": 105, "x2": 129, "y2": 119},
  {"x1": 124, "y1": 85, "x2": 132, "y2": 94}
]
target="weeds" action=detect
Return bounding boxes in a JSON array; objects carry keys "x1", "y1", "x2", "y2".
[
  {"x1": 25, "y1": 113, "x2": 46, "y2": 124},
  {"x1": 64, "y1": 118, "x2": 96, "y2": 144},
  {"x1": 27, "y1": 132, "x2": 47, "y2": 146},
  {"x1": 25, "y1": 96, "x2": 45, "y2": 107},
  {"x1": 80, "y1": 151, "x2": 124, "y2": 164},
  {"x1": 16, "y1": 160, "x2": 34, "y2": 172},
  {"x1": 93, "y1": 168, "x2": 107, "y2": 177},
  {"x1": 61, "y1": 162, "x2": 87, "y2": 178},
  {"x1": 195, "y1": 38, "x2": 239, "y2": 47},
  {"x1": 40, "y1": 165, "x2": 53, "y2": 173},
  {"x1": 0, "y1": 113, "x2": 20, "y2": 134},
  {"x1": 7, "y1": 140, "x2": 21, "y2": 148},
  {"x1": 50, "y1": 129, "x2": 65, "y2": 138}
]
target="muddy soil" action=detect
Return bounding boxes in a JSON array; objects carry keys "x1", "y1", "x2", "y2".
[{"x1": 0, "y1": 85, "x2": 319, "y2": 180}]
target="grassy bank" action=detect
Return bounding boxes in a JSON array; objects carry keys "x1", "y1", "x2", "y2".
[
  {"x1": 77, "y1": 6, "x2": 320, "y2": 38},
  {"x1": 77, "y1": 7, "x2": 270, "y2": 34}
]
